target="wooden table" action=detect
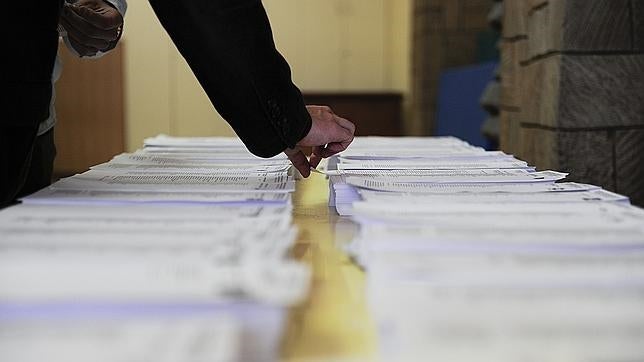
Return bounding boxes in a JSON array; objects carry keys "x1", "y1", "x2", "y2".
[{"x1": 281, "y1": 174, "x2": 377, "y2": 362}]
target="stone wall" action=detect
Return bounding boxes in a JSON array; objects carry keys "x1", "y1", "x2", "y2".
[{"x1": 499, "y1": 0, "x2": 644, "y2": 206}]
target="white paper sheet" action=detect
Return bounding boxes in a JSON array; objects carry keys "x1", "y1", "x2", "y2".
[
  {"x1": 339, "y1": 170, "x2": 567, "y2": 183},
  {"x1": 0, "y1": 254, "x2": 309, "y2": 305},
  {"x1": 1, "y1": 203, "x2": 292, "y2": 219},
  {"x1": 0, "y1": 316, "x2": 241, "y2": 362},
  {"x1": 370, "y1": 282, "x2": 644, "y2": 362},
  {"x1": 352, "y1": 200, "x2": 644, "y2": 218},
  {"x1": 23, "y1": 188, "x2": 291, "y2": 205},
  {"x1": 339, "y1": 149, "x2": 503, "y2": 160},
  {"x1": 337, "y1": 159, "x2": 533, "y2": 170},
  {"x1": 358, "y1": 188, "x2": 629, "y2": 204},
  {"x1": 366, "y1": 248, "x2": 644, "y2": 285},
  {"x1": 144, "y1": 134, "x2": 246, "y2": 148},
  {"x1": 346, "y1": 179, "x2": 595, "y2": 193},
  {"x1": 110, "y1": 154, "x2": 289, "y2": 167},
  {"x1": 137, "y1": 149, "x2": 288, "y2": 160},
  {"x1": 91, "y1": 162, "x2": 291, "y2": 174},
  {"x1": 346, "y1": 136, "x2": 468, "y2": 147},
  {"x1": 50, "y1": 172, "x2": 295, "y2": 193},
  {"x1": 0, "y1": 209, "x2": 292, "y2": 234}
]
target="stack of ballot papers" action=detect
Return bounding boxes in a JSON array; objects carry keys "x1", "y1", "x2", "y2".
[
  {"x1": 328, "y1": 136, "x2": 644, "y2": 362},
  {"x1": 0, "y1": 135, "x2": 309, "y2": 362}
]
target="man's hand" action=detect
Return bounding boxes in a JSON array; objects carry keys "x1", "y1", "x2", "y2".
[
  {"x1": 60, "y1": 0, "x2": 123, "y2": 57},
  {"x1": 285, "y1": 105, "x2": 355, "y2": 178}
]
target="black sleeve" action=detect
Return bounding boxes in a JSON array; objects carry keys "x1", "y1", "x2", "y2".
[
  {"x1": 148, "y1": 0, "x2": 312, "y2": 158},
  {"x1": 3, "y1": 1, "x2": 61, "y2": 129},
  {"x1": 1, "y1": 2, "x2": 61, "y2": 207}
]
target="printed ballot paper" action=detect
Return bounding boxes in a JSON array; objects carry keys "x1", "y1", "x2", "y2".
[
  {"x1": 1, "y1": 135, "x2": 309, "y2": 362},
  {"x1": 326, "y1": 136, "x2": 644, "y2": 362},
  {"x1": 4, "y1": 134, "x2": 644, "y2": 362},
  {"x1": 0, "y1": 316, "x2": 242, "y2": 362}
]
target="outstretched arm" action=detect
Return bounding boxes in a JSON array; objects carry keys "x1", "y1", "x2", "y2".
[{"x1": 149, "y1": 0, "x2": 354, "y2": 176}]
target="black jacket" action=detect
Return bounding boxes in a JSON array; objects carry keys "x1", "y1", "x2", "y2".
[
  {"x1": 149, "y1": 0, "x2": 312, "y2": 157},
  {"x1": 1, "y1": 1, "x2": 62, "y2": 206}
]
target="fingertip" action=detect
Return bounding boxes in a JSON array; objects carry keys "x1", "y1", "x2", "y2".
[{"x1": 286, "y1": 150, "x2": 312, "y2": 178}]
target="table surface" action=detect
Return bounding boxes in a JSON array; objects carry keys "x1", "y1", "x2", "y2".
[{"x1": 281, "y1": 174, "x2": 377, "y2": 362}]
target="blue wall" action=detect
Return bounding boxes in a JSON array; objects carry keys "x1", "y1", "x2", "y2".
[{"x1": 435, "y1": 61, "x2": 498, "y2": 149}]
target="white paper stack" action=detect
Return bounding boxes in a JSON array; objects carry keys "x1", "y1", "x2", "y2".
[
  {"x1": 328, "y1": 136, "x2": 644, "y2": 362},
  {"x1": 328, "y1": 136, "x2": 575, "y2": 215},
  {"x1": 0, "y1": 135, "x2": 309, "y2": 362}
]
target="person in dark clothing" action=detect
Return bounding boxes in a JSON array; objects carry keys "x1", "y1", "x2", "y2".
[
  {"x1": 1, "y1": 1, "x2": 125, "y2": 207},
  {"x1": 1, "y1": 2, "x2": 64, "y2": 207},
  {"x1": 0, "y1": 0, "x2": 354, "y2": 208}
]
